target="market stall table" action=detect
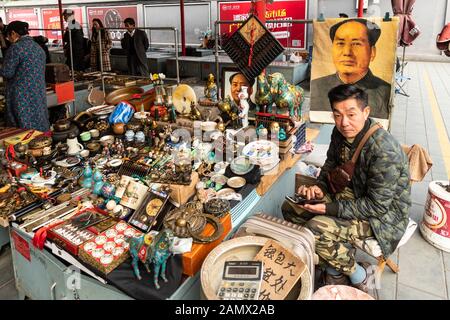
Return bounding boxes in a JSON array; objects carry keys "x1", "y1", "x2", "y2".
[{"x1": 6, "y1": 127, "x2": 318, "y2": 300}]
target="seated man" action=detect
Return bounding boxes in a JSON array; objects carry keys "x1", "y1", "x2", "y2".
[{"x1": 282, "y1": 84, "x2": 411, "y2": 296}]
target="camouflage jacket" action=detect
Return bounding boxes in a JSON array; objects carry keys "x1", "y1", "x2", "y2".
[{"x1": 317, "y1": 118, "x2": 411, "y2": 257}]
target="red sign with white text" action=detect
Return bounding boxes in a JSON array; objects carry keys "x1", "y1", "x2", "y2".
[
  {"x1": 42, "y1": 8, "x2": 83, "y2": 42},
  {"x1": 11, "y1": 231, "x2": 31, "y2": 262},
  {"x1": 87, "y1": 5, "x2": 138, "y2": 42},
  {"x1": 6, "y1": 8, "x2": 40, "y2": 36},
  {"x1": 219, "y1": 0, "x2": 308, "y2": 48}
]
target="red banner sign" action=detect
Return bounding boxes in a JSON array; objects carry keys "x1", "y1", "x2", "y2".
[
  {"x1": 87, "y1": 5, "x2": 138, "y2": 42},
  {"x1": 219, "y1": 0, "x2": 308, "y2": 49},
  {"x1": 42, "y1": 8, "x2": 83, "y2": 42},
  {"x1": 11, "y1": 231, "x2": 31, "y2": 262},
  {"x1": 6, "y1": 8, "x2": 40, "y2": 37}
]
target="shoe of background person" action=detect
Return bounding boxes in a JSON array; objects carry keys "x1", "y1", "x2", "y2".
[{"x1": 322, "y1": 271, "x2": 351, "y2": 286}]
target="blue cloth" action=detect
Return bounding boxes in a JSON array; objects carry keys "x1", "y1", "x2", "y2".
[
  {"x1": 326, "y1": 267, "x2": 341, "y2": 276},
  {"x1": 0, "y1": 36, "x2": 49, "y2": 132},
  {"x1": 349, "y1": 263, "x2": 367, "y2": 284}
]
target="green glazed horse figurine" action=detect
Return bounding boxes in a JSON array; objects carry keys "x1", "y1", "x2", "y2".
[
  {"x1": 268, "y1": 72, "x2": 304, "y2": 118},
  {"x1": 127, "y1": 229, "x2": 174, "y2": 289}
]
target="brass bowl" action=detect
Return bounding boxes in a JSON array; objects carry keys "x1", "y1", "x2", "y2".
[
  {"x1": 54, "y1": 119, "x2": 71, "y2": 132},
  {"x1": 105, "y1": 86, "x2": 144, "y2": 106},
  {"x1": 28, "y1": 135, "x2": 52, "y2": 149},
  {"x1": 227, "y1": 176, "x2": 246, "y2": 189}
]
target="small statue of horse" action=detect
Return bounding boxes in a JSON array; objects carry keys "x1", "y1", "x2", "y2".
[
  {"x1": 255, "y1": 71, "x2": 273, "y2": 113},
  {"x1": 127, "y1": 229, "x2": 175, "y2": 289},
  {"x1": 268, "y1": 72, "x2": 304, "y2": 118}
]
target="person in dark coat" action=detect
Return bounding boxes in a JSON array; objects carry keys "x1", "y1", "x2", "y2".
[
  {"x1": 0, "y1": 18, "x2": 10, "y2": 58},
  {"x1": 0, "y1": 21, "x2": 49, "y2": 132},
  {"x1": 62, "y1": 9, "x2": 85, "y2": 71},
  {"x1": 121, "y1": 18, "x2": 149, "y2": 77},
  {"x1": 33, "y1": 35, "x2": 51, "y2": 64}
]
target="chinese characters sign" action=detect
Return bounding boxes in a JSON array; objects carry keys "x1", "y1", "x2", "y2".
[
  {"x1": 87, "y1": 5, "x2": 138, "y2": 42},
  {"x1": 6, "y1": 8, "x2": 39, "y2": 36},
  {"x1": 219, "y1": 0, "x2": 308, "y2": 48},
  {"x1": 254, "y1": 240, "x2": 305, "y2": 300}
]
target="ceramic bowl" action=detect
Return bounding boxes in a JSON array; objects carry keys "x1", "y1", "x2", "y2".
[
  {"x1": 80, "y1": 150, "x2": 90, "y2": 158},
  {"x1": 89, "y1": 129, "x2": 100, "y2": 138},
  {"x1": 100, "y1": 135, "x2": 114, "y2": 146},
  {"x1": 227, "y1": 176, "x2": 246, "y2": 189},
  {"x1": 230, "y1": 156, "x2": 254, "y2": 175},
  {"x1": 211, "y1": 174, "x2": 228, "y2": 186},
  {"x1": 86, "y1": 141, "x2": 101, "y2": 153},
  {"x1": 80, "y1": 131, "x2": 91, "y2": 142}
]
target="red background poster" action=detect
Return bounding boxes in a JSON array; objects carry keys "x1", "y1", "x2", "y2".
[
  {"x1": 87, "y1": 5, "x2": 138, "y2": 42},
  {"x1": 6, "y1": 8, "x2": 40, "y2": 36},
  {"x1": 42, "y1": 8, "x2": 83, "y2": 42},
  {"x1": 219, "y1": 0, "x2": 308, "y2": 49}
]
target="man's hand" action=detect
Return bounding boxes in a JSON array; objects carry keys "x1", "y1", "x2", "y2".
[
  {"x1": 297, "y1": 185, "x2": 324, "y2": 200},
  {"x1": 299, "y1": 203, "x2": 326, "y2": 214}
]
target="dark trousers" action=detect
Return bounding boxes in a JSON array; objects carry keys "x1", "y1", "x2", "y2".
[{"x1": 128, "y1": 55, "x2": 149, "y2": 77}]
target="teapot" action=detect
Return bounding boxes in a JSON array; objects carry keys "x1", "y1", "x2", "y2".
[{"x1": 66, "y1": 135, "x2": 83, "y2": 155}]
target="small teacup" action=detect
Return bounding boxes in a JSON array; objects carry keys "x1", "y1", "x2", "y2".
[
  {"x1": 80, "y1": 131, "x2": 91, "y2": 142},
  {"x1": 80, "y1": 150, "x2": 90, "y2": 158},
  {"x1": 89, "y1": 129, "x2": 100, "y2": 138}
]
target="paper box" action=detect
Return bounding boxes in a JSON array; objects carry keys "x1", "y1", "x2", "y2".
[
  {"x1": 170, "y1": 172, "x2": 199, "y2": 205},
  {"x1": 182, "y1": 213, "x2": 232, "y2": 276},
  {"x1": 3, "y1": 130, "x2": 43, "y2": 147}
]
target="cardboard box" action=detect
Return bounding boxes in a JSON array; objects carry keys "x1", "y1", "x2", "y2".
[
  {"x1": 169, "y1": 172, "x2": 199, "y2": 205},
  {"x1": 182, "y1": 213, "x2": 232, "y2": 276},
  {"x1": 3, "y1": 130, "x2": 43, "y2": 147}
]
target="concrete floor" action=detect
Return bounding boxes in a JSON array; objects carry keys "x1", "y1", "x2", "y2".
[{"x1": 1, "y1": 60, "x2": 450, "y2": 300}]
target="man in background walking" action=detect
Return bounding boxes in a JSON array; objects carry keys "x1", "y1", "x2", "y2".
[{"x1": 121, "y1": 18, "x2": 149, "y2": 77}]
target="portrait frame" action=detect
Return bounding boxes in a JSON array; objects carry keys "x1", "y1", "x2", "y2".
[
  {"x1": 221, "y1": 66, "x2": 257, "y2": 104},
  {"x1": 309, "y1": 17, "x2": 399, "y2": 129}
]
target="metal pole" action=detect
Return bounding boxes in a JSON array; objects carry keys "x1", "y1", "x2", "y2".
[
  {"x1": 58, "y1": 0, "x2": 65, "y2": 35},
  {"x1": 214, "y1": 21, "x2": 220, "y2": 100},
  {"x1": 68, "y1": 28, "x2": 76, "y2": 115},
  {"x1": 180, "y1": 0, "x2": 186, "y2": 56},
  {"x1": 358, "y1": 0, "x2": 364, "y2": 17},
  {"x1": 98, "y1": 28, "x2": 105, "y2": 94},
  {"x1": 174, "y1": 28, "x2": 180, "y2": 84}
]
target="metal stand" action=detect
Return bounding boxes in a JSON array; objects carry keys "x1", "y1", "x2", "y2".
[{"x1": 395, "y1": 46, "x2": 410, "y2": 97}]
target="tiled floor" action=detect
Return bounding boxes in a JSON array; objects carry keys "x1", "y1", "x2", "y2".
[{"x1": 1, "y1": 61, "x2": 449, "y2": 300}]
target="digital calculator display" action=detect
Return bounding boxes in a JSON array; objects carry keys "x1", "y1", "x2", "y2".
[{"x1": 228, "y1": 267, "x2": 258, "y2": 275}]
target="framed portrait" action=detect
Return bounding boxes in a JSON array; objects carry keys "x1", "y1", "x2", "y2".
[
  {"x1": 309, "y1": 17, "x2": 399, "y2": 129},
  {"x1": 221, "y1": 66, "x2": 257, "y2": 105}
]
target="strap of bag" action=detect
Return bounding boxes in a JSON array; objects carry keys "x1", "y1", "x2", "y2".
[{"x1": 350, "y1": 123, "x2": 383, "y2": 163}]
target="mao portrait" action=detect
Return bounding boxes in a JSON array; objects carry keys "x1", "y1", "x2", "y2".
[{"x1": 310, "y1": 18, "x2": 398, "y2": 125}]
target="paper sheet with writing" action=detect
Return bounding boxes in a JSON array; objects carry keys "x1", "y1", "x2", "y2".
[{"x1": 254, "y1": 240, "x2": 306, "y2": 300}]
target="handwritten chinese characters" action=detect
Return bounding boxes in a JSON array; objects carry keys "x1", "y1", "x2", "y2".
[{"x1": 254, "y1": 240, "x2": 305, "y2": 300}]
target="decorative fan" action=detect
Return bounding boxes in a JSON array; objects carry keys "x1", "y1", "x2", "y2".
[{"x1": 173, "y1": 84, "x2": 197, "y2": 115}]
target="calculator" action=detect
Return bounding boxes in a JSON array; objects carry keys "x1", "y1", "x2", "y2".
[{"x1": 217, "y1": 261, "x2": 263, "y2": 300}]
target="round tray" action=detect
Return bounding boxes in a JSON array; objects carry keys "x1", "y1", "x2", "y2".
[{"x1": 201, "y1": 236, "x2": 312, "y2": 300}]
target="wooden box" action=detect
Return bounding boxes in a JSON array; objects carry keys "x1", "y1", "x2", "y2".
[
  {"x1": 78, "y1": 221, "x2": 142, "y2": 275},
  {"x1": 182, "y1": 213, "x2": 232, "y2": 276},
  {"x1": 169, "y1": 172, "x2": 199, "y2": 205}
]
